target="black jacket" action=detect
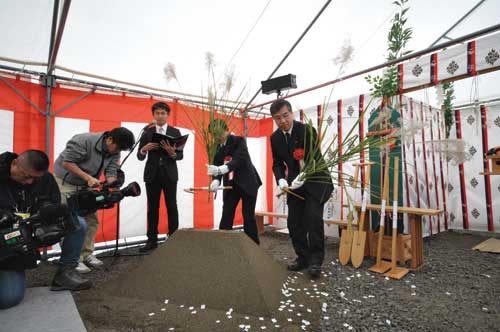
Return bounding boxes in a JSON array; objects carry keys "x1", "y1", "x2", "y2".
[
  {"x1": 213, "y1": 135, "x2": 262, "y2": 197},
  {"x1": 0, "y1": 152, "x2": 61, "y2": 271},
  {"x1": 270, "y1": 121, "x2": 333, "y2": 204},
  {"x1": 137, "y1": 126, "x2": 184, "y2": 183}
]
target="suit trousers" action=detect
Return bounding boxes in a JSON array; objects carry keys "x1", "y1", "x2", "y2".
[
  {"x1": 219, "y1": 186, "x2": 259, "y2": 244},
  {"x1": 145, "y1": 168, "x2": 179, "y2": 241},
  {"x1": 286, "y1": 188, "x2": 325, "y2": 265}
]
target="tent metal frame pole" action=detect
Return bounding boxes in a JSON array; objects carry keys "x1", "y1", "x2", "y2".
[
  {"x1": 0, "y1": 64, "x2": 264, "y2": 116},
  {"x1": 249, "y1": 22, "x2": 500, "y2": 112},
  {"x1": 429, "y1": 0, "x2": 486, "y2": 47},
  {"x1": 243, "y1": 0, "x2": 333, "y2": 112},
  {"x1": 0, "y1": 76, "x2": 46, "y2": 115},
  {"x1": 454, "y1": 97, "x2": 500, "y2": 110}
]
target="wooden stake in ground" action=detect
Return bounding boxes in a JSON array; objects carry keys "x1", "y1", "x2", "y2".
[
  {"x1": 385, "y1": 156, "x2": 409, "y2": 279},
  {"x1": 338, "y1": 166, "x2": 359, "y2": 265},
  {"x1": 351, "y1": 165, "x2": 371, "y2": 268},
  {"x1": 183, "y1": 186, "x2": 233, "y2": 194},
  {"x1": 369, "y1": 151, "x2": 392, "y2": 273}
]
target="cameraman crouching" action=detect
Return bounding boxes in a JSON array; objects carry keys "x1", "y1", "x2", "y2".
[
  {"x1": 54, "y1": 127, "x2": 135, "y2": 273},
  {"x1": 0, "y1": 150, "x2": 91, "y2": 310}
]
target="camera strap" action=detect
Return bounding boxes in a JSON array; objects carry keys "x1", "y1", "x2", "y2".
[{"x1": 5, "y1": 184, "x2": 32, "y2": 214}]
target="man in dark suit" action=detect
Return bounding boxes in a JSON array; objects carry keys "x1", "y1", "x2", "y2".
[
  {"x1": 269, "y1": 99, "x2": 333, "y2": 278},
  {"x1": 137, "y1": 102, "x2": 183, "y2": 252},
  {"x1": 207, "y1": 119, "x2": 262, "y2": 244}
]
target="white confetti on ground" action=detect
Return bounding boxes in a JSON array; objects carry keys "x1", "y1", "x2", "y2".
[
  {"x1": 148, "y1": 313, "x2": 155, "y2": 316},
  {"x1": 343, "y1": 323, "x2": 353, "y2": 330},
  {"x1": 201, "y1": 304, "x2": 206, "y2": 310},
  {"x1": 216, "y1": 320, "x2": 221, "y2": 324},
  {"x1": 411, "y1": 285, "x2": 417, "y2": 289},
  {"x1": 164, "y1": 299, "x2": 169, "y2": 304}
]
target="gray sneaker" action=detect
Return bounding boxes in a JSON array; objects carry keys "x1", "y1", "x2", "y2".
[
  {"x1": 84, "y1": 255, "x2": 104, "y2": 268},
  {"x1": 76, "y1": 262, "x2": 91, "y2": 273}
]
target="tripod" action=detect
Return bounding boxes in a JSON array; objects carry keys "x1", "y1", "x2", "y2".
[{"x1": 101, "y1": 125, "x2": 151, "y2": 260}]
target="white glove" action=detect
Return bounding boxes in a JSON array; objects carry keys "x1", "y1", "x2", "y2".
[
  {"x1": 209, "y1": 179, "x2": 220, "y2": 192},
  {"x1": 278, "y1": 178, "x2": 288, "y2": 194},
  {"x1": 207, "y1": 164, "x2": 230, "y2": 176},
  {"x1": 290, "y1": 172, "x2": 305, "y2": 190},
  {"x1": 218, "y1": 165, "x2": 229, "y2": 175},
  {"x1": 207, "y1": 165, "x2": 219, "y2": 176}
]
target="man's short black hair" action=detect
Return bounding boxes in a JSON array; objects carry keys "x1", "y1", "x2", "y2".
[
  {"x1": 152, "y1": 102, "x2": 171, "y2": 115},
  {"x1": 208, "y1": 119, "x2": 228, "y2": 133},
  {"x1": 19, "y1": 150, "x2": 49, "y2": 172},
  {"x1": 109, "y1": 127, "x2": 135, "y2": 151},
  {"x1": 270, "y1": 99, "x2": 292, "y2": 116}
]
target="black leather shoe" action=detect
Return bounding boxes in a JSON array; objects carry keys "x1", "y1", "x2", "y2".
[
  {"x1": 287, "y1": 259, "x2": 309, "y2": 271},
  {"x1": 51, "y1": 266, "x2": 92, "y2": 291},
  {"x1": 139, "y1": 241, "x2": 158, "y2": 253},
  {"x1": 308, "y1": 264, "x2": 322, "y2": 278}
]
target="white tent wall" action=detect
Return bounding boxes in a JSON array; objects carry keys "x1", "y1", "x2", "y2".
[
  {"x1": 0, "y1": 110, "x2": 14, "y2": 152},
  {"x1": 448, "y1": 104, "x2": 500, "y2": 233},
  {"x1": 269, "y1": 93, "x2": 457, "y2": 238}
]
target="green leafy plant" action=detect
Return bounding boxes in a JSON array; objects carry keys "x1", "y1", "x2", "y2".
[
  {"x1": 365, "y1": 0, "x2": 413, "y2": 100},
  {"x1": 442, "y1": 82, "x2": 455, "y2": 138}
]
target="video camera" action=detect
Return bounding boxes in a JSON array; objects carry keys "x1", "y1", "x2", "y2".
[
  {"x1": 0, "y1": 204, "x2": 79, "y2": 259},
  {"x1": 66, "y1": 181, "x2": 141, "y2": 216}
]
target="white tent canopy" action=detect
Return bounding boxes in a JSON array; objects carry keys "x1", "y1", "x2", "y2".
[{"x1": 1, "y1": 0, "x2": 500, "y2": 109}]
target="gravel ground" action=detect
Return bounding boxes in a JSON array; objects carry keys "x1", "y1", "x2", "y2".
[{"x1": 26, "y1": 230, "x2": 500, "y2": 331}]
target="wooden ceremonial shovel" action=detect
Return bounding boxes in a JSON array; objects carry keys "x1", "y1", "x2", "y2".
[
  {"x1": 385, "y1": 157, "x2": 409, "y2": 279},
  {"x1": 339, "y1": 208, "x2": 355, "y2": 265},
  {"x1": 350, "y1": 165, "x2": 371, "y2": 268},
  {"x1": 339, "y1": 164, "x2": 361, "y2": 265},
  {"x1": 369, "y1": 152, "x2": 392, "y2": 273}
]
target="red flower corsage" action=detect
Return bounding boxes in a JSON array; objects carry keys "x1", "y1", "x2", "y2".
[
  {"x1": 224, "y1": 155, "x2": 232, "y2": 162},
  {"x1": 293, "y1": 148, "x2": 304, "y2": 160}
]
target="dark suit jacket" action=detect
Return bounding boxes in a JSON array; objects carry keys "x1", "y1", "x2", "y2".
[
  {"x1": 137, "y1": 125, "x2": 184, "y2": 183},
  {"x1": 270, "y1": 120, "x2": 333, "y2": 204},
  {"x1": 213, "y1": 135, "x2": 262, "y2": 197}
]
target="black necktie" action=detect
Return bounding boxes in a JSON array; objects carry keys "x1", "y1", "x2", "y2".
[{"x1": 285, "y1": 132, "x2": 294, "y2": 154}]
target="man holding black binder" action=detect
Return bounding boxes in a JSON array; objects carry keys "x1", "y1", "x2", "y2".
[{"x1": 137, "y1": 102, "x2": 184, "y2": 252}]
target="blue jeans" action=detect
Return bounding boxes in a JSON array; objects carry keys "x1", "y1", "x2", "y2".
[
  {"x1": 0, "y1": 270, "x2": 25, "y2": 309},
  {"x1": 59, "y1": 214, "x2": 87, "y2": 268}
]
